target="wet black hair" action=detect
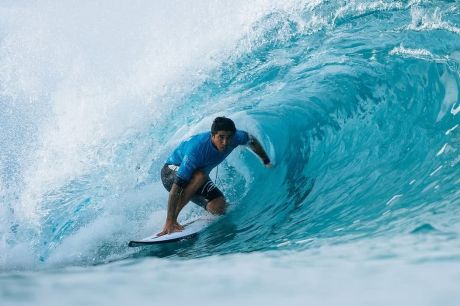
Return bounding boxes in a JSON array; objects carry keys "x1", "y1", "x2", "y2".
[{"x1": 211, "y1": 117, "x2": 236, "y2": 135}]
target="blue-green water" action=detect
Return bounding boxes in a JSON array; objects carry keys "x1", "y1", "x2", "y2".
[{"x1": 1, "y1": 1, "x2": 460, "y2": 305}]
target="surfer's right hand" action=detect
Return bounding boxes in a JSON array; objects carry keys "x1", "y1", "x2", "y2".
[{"x1": 157, "y1": 221, "x2": 184, "y2": 237}]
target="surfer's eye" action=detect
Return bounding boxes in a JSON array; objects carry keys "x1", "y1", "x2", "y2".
[{"x1": 219, "y1": 135, "x2": 233, "y2": 142}]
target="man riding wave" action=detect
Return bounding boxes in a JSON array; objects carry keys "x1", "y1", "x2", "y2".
[{"x1": 158, "y1": 117, "x2": 272, "y2": 236}]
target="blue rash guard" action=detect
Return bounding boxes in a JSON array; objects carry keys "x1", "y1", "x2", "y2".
[{"x1": 165, "y1": 130, "x2": 250, "y2": 184}]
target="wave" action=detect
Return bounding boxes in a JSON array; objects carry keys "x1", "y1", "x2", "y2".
[{"x1": 1, "y1": 0, "x2": 460, "y2": 270}]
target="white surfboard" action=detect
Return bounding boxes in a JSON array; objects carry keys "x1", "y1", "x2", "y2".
[{"x1": 128, "y1": 216, "x2": 218, "y2": 247}]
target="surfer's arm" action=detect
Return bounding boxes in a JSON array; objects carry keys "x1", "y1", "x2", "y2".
[
  {"x1": 157, "y1": 183, "x2": 185, "y2": 236},
  {"x1": 248, "y1": 134, "x2": 272, "y2": 167},
  {"x1": 167, "y1": 183, "x2": 184, "y2": 221},
  {"x1": 166, "y1": 153, "x2": 196, "y2": 219},
  {"x1": 159, "y1": 172, "x2": 190, "y2": 236}
]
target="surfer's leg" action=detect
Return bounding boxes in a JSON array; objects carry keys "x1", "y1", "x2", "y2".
[
  {"x1": 206, "y1": 196, "x2": 227, "y2": 215},
  {"x1": 162, "y1": 165, "x2": 225, "y2": 216},
  {"x1": 162, "y1": 165, "x2": 208, "y2": 217},
  {"x1": 193, "y1": 179, "x2": 226, "y2": 214},
  {"x1": 159, "y1": 167, "x2": 209, "y2": 235},
  {"x1": 173, "y1": 170, "x2": 208, "y2": 217}
]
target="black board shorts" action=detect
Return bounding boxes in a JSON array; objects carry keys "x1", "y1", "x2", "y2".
[{"x1": 161, "y1": 164, "x2": 224, "y2": 210}]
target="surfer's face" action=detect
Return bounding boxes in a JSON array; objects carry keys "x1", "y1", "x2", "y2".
[{"x1": 211, "y1": 131, "x2": 234, "y2": 152}]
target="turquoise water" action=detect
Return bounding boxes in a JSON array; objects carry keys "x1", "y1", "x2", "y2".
[{"x1": 1, "y1": 1, "x2": 460, "y2": 305}]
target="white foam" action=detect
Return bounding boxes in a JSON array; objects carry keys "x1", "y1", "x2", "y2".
[
  {"x1": 1, "y1": 0, "x2": 293, "y2": 225},
  {"x1": 334, "y1": 1, "x2": 404, "y2": 23},
  {"x1": 408, "y1": 6, "x2": 460, "y2": 36},
  {"x1": 437, "y1": 68, "x2": 459, "y2": 122},
  {"x1": 389, "y1": 44, "x2": 434, "y2": 58}
]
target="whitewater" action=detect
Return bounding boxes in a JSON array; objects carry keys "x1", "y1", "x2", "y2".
[{"x1": 1, "y1": 0, "x2": 460, "y2": 305}]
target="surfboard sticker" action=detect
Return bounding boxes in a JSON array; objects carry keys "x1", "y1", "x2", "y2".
[{"x1": 128, "y1": 216, "x2": 217, "y2": 247}]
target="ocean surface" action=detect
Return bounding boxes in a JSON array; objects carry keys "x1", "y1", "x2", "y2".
[{"x1": 1, "y1": 1, "x2": 460, "y2": 305}]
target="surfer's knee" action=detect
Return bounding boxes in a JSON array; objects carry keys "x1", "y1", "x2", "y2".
[
  {"x1": 206, "y1": 197, "x2": 226, "y2": 215},
  {"x1": 191, "y1": 170, "x2": 207, "y2": 185}
]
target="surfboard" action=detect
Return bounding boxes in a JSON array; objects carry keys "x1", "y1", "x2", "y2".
[{"x1": 128, "y1": 216, "x2": 217, "y2": 247}]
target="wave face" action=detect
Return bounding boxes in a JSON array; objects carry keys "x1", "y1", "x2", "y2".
[{"x1": 1, "y1": 0, "x2": 460, "y2": 278}]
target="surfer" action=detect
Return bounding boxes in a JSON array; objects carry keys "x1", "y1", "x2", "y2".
[{"x1": 158, "y1": 117, "x2": 272, "y2": 236}]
